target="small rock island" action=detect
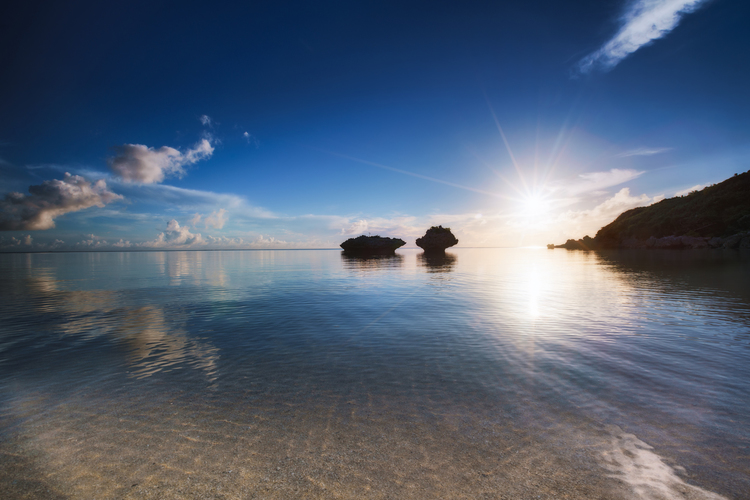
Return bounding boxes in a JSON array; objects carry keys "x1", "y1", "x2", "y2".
[
  {"x1": 416, "y1": 226, "x2": 458, "y2": 253},
  {"x1": 340, "y1": 235, "x2": 406, "y2": 254}
]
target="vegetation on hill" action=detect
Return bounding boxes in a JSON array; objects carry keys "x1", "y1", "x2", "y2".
[{"x1": 555, "y1": 169, "x2": 750, "y2": 250}]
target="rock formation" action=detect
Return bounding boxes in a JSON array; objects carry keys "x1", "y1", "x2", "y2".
[
  {"x1": 416, "y1": 226, "x2": 458, "y2": 252},
  {"x1": 340, "y1": 235, "x2": 406, "y2": 254},
  {"x1": 554, "y1": 169, "x2": 750, "y2": 250}
]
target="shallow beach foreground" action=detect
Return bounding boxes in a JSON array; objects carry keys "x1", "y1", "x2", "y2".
[
  {"x1": 0, "y1": 249, "x2": 748, "y2": 499},
  {"x1": 1, "y1": 384, "x2": 729, "y2": 499}
]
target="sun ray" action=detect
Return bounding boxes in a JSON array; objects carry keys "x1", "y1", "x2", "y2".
[{"x1": 323, "y1": 150, "x2": 508, "y2": 199}]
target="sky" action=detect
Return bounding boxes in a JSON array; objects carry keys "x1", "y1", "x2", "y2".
[{"x1": 1, "y1": 0, "x2": 749, "y2": 251}]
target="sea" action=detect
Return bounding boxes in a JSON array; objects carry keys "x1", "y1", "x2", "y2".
[{"x1": 0, "y1": 248, "x2": 748, "y2": 499}]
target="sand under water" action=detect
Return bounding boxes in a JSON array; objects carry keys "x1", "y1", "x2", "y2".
[{"x1": 1, "y1": 249, "x2": 748, "y2": 499}]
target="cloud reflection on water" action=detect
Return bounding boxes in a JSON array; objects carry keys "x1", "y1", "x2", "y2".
[{"x1": 6, "y1": 253, "x2": 221, "y2": 382}]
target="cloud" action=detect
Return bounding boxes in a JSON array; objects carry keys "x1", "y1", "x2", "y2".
[
  {"x1": 200, "y1": 115, "x2": 213, "y2": 127},
  {"x1": 77, "y1": 234, "x2": 110, "y2": 247},
  {"x1": 0, "y1": 173, "x2": 123, "y2": 230},
  {"x1": 141, "y1": 220, "x2": 205, "y2": 247},
  {"x1": 341, "y1": 219, "x2": 369, "y2": 235},
  {"x1": 108, "y1": 139, "x2": 214, "y2": 184},
  {"x1": 616, "y1": 147, "x2": 672, "y2": 157},
  {"x1": 112, "y1": 239, "x2": 132, "y2": 248},
  {"x1": 246, "y1": 235, "x2": 289, "y2": 248},
  {"x1": 113, "y1": 183, "x2": 272, "y2": 217},
  {"x1": 578, "y1": 0, "x2": 710, "y2": 74},
  {"x1": 558, "y1": 168, "x2": 645, "y2": 197},
  {"x1": 555, "y1": 187, "x2": 664, "y2": 237},
  {"x1": 78, "y1": 235, "x2": 108, "y2": 248},
  {"x1": 675, "y1": 184, "x2": 703, "y2": 196},
  {"x1": 204, "y1": 208, "x2": 227, "y2": 229},
  {"x1": 189, "y1": 213, "x2": 202, "y2": 227},
  {"x1": 206, "y1": 235, "x2": 244, "y2": 247}
]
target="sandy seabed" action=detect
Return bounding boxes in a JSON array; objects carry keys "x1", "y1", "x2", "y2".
[{"x1": 0, "y1": 383, "x2": 734, "y2": 500}]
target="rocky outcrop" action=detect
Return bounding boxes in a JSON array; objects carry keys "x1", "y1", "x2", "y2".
[
  {"x1": 556, "y1": 170, "x2": 750, "y2": 250},
  {"x1": 416, "y1": 226, "x2": 458, "y2": 252},
  {"x1": 340, "y1": 235, "x2": 406, "y2": 254},
  {"x1": 621, "y1": 233, "x2": 750, "y2": 250},
  {"x1": 556, "y1": 232, "x2": 750, "y2": 250}
]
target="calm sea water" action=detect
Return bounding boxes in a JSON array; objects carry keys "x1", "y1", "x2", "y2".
[{"x1": 1, "y1": 248, "x2": 748, "y2": 499}]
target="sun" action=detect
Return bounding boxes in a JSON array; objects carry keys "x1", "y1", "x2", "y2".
[{"x1": 520, "y1": 192, "x2": 551, "y2": 218}]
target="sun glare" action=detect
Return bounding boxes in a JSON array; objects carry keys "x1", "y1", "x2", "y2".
[{"x1": 521, "y1": 193, "x2": 551, "y2": 218}]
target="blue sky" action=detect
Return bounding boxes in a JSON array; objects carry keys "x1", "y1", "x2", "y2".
[{"x1": 1, "y1": 0, "x2": 749, "y2": 250}]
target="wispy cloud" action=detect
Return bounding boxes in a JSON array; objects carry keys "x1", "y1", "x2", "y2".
[
  {"x1": 577, "y1": 0, "x2": 710, "y2": 74},
  {"x1": 112, "y1": 183, "x2": 264, "y2": 214},
  {"x1": 616, "y1": 147, "x2": 672, "y2": 157},
  {"x1": 199, "y1": 115, "x2": 213, "y2": 127},
  {"x1": 556, "y1": 168, "x2": 645, "y2": 197},
  {"x1": 108, "y1": 138, "x2": 214, "y2": 184},
  {"x1": 0, "y1": 173, "x2": 123, "y2": 230}
]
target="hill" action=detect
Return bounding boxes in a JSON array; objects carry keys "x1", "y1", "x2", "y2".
[{"x1": 555, "y1": 169, "x2": 750, "y2": 250}]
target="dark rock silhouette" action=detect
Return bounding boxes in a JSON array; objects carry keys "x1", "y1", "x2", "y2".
[
  {"x1": 416, "y1": 226, "x2": 458, "y2": 252},
  {"x1": 340, "y1": 235, "x2": 406, "y2": 254},
  {"x1": 554, "y1": 169, "x2": 750, "y2": 250}
]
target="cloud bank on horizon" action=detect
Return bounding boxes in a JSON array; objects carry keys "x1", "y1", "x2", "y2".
[{"x1": 577, "y1": 0, "x2": 710, "y2": 74}]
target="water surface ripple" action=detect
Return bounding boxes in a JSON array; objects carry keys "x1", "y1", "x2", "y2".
[{"x1": 0, "y1": 248, "x2": 748, "y2": 499}]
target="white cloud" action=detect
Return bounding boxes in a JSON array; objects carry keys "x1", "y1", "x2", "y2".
[
  {"x1": 189, "y1": 213, "x2": 202, "y2": 227},
  {"x1": 0, "y1": 173, "x2": 123, "y2": 230},
  {"x1": 140, "y1": 220, "x2": 205, "y2": 247},
  {"x1": 206, "y1": 235, "x2": 244, "y2": 247},
  {"x1": 578, "y1": 0, "x2": 710, "y2": 74},
  {"x1": 558, "y1": 168, "x2": 645, "y2": 197},
  {"x1": 616, "y1": 147, "x2": 672, "y2": 157},
  {"x1": 114, "y1": 183, "x2": 274, "y2": 218},
  {"x1": 77, "y1": 234, "x2": 108, "y2": 247},
  {"x1": 108, "y1": 139, "x2": 214, "y2": 184},
  {"x1": 23, "y1": 234, "x2": 32, "y2": 245},
  {"x1": 204, "y1": 208, "x2": 228, "y2": 229},
  {"x1": 247, "y1": 235, "x2": 289, "y2": 248},
  {"x1": 113, "y1": 239, "x2": 132, "y2": 248},
  {"x1": 675, "y1": 184, "x2": 703, "y2": 196},
  {"x1": 200, "y1": 115, "x2": 213, "y2": 127},
  {"x1": 78, "y1": 237, "x2": 108, "y2": 248},
  {"x1": 341, "y1": 219, "x2": 369, "y2": 235},
  {"x1": 555, "y1": 187, "x2": 664, "y2": 238}
]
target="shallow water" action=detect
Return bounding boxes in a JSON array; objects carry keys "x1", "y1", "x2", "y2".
[{"x1": 0, "y1": 248, "x2": 748, "y2": 499}]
